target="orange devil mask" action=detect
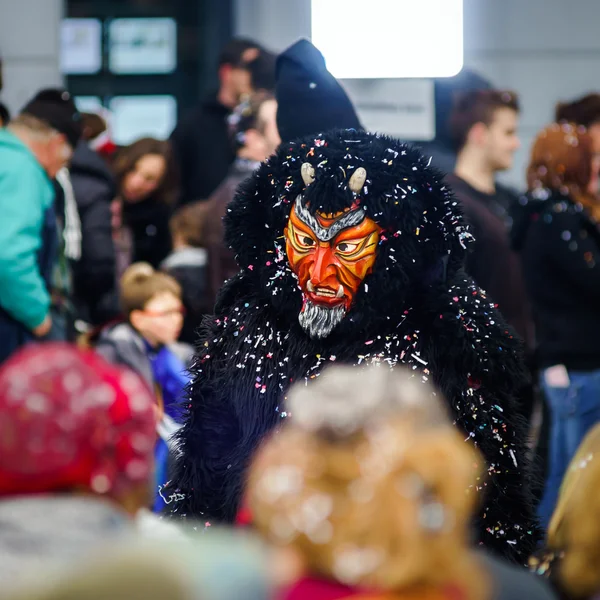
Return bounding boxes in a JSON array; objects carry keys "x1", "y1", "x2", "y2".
[{"x1": 284, "y1": 164, "x2": 381, "y2": 338}]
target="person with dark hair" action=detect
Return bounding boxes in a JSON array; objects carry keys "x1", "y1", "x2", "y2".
[
  {"x1": 445, "y1": 89, "x2": 530, "y2": 316},
  {"x1": 512, "y1": 123, "x2": 600, "y2": 530},
  {"x1": 111, "y1": 137, "x2": 178, "y2": 276},
  {"x1": 170, "y1": 38, "x2": 276, "y2": 205},
  {"x1": 556, "y1": 93, "x2": 600, "y2": 151},
  {"x1": 204, "y1": 91, "x2": 280, "y2": 306},
  {"x1": 417, "y1": 70, "x2": 492, "y2": 174},
  {"x1": 245, "y1": 50, "x2": 277, "y2": 93},
  {"x1": 0, "y1": 88, "x2": 81, "y2": 363}
]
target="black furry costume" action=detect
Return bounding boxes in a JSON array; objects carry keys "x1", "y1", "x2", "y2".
[{"x1": 169, "y1": 129, "x2": 540, "y2": 562}]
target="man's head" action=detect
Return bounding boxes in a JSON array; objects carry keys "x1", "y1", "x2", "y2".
[
  {"x1": 218, "y1": 38, "x2": 264, "y2": 108},
  {"x1": 229, "y1": 91, "x2": 281, "y2": 161},
  {"x1": 9, "y1": 88, "x2": 81, "y2": 178},
  {"x1": 449, "y1": 90, "x2": 520, "y2": 172},
  {"x1": 120, "y1": 263, "x2": 184, "y2": 347}
]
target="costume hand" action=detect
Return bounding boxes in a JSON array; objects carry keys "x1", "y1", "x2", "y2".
[{"x1": 32, "y1": 315, "x2": 52, "y2": 337}]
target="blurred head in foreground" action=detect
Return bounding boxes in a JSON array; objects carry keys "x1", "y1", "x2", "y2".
[
  {"x1": 0, "y1": 343, "x2": 156, "y2": 515},
  {"x1": 247, "y1": 366, "x2": 487, "y2": 600}
]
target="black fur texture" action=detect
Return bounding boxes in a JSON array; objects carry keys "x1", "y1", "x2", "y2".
[{"x1": 168, "y1": 130, "x2": 541, "y2": 562}]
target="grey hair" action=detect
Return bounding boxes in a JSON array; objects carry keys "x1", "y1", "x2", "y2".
[{"x1": 7, "y1": 114, "x2": 59, "y2": 143}]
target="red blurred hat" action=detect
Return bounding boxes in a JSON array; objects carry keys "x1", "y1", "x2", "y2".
[{"x1": 0, "y1": 343, "x2": 156, "y2": 498}]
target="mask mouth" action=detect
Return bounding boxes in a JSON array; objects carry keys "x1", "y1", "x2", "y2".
[{"x1": 306, "y1": 281, "x2": 345, "y2": 300}]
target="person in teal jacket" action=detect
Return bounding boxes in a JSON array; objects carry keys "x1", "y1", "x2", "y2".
[{"x1": 0, "y1": 89, "x2": 81, "y2": 363}]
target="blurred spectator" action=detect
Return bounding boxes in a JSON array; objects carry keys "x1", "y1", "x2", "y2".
[
  {"x1": 248, "y1": 366, "x2": 555, "y2": 600},
  {"x1": 246, "y1": 49, "x2": 277, "y2": 93},
  {"x1": 418, "y1": 69, "x2": 492, "y2": 174},
  {"x1": 0, "y1": 101, "x2": 9, "y2": 126},
  {"x1": 8, "y1": 531, "x2": 275, "y2": 600},
  {"x1": 530, "y1": 423, "x2": 600, "y2": 600},
  {"x1": 161, "y1": 201, "x2": 212, "y2": 345},
  {"x1": 95, "y1": 263, "x2": 191, "y2": 508},
  {"x1": 112, "y1": 137, "x2": 178, "y2": 276},
  {"x1": 205, "y1": 91, "x2": 280, "y2": 305},
  {"x1": 445, "y1": 90, "x2": 535, "y2": 421},
  {"x1": 0, "y1": 89, "x2": 81, "y2": 363},
  {"x1": 511, "y1": 123, "x2": 600, "y2": 529},
  {"x1": 69, "y1": 137, "x2": 118, "y2": 326},
  {"x1": 171, "y1": 38, "x2": 274, "y2": 205},
  {"x1": 80, "y1": 112, "x2": 107, "y2": 142},
  {"x1": 0, "y1": 343, "x2": 156, "y2": 590},
  {"x1": 556, "y1": 93, "x2": 600, "y2": 152},
  {"x1": 275, "y1": 39, "x2": 361, "y2": 143},
  {"x1": 96, "y1": 262, "x2": 190, "y2": 420}
]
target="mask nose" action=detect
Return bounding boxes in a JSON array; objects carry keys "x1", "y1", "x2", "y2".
[{"x1": 310, "y1": 245, "x2": 337, "y2": 286}]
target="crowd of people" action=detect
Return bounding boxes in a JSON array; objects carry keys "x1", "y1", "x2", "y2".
[{"x1": 1, "y1": 31, "x2": 600, "y2": 600}]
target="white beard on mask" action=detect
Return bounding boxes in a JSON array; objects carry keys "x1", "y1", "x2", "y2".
[{"x1": 298, "y1": 300, "x2": 347, "y2": 339}]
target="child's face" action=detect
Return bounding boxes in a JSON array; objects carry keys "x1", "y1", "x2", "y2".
[{"x1": 132, "y1": 292, "x2": 184, "y2": 346}]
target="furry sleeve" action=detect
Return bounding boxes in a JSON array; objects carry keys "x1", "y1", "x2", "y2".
[
  {"x1": 165, "y1": 275, "x2": 282, "y2": 523},
  {"x1": 423, "y1": 275, "x2": 542, "y2": 563}
]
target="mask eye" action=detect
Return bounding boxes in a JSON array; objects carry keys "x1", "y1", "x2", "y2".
[
  {"x1": 336, "y1": 241, "x2": 359, "y2": 254},
  {"x1": 295, "y1": 231, "x2": 316, "y2": 249}
]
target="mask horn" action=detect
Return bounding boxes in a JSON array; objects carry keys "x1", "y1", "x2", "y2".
[
  {"x1": 349, "y1": 167, "x2": 367, "y2": 194},
  {"x1": 301, "y1": 163, "x2": 315, "y2": 187}
]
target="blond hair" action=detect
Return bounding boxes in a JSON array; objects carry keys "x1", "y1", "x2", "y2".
[
  {"x1": 546, "y1": 423, "x2": 600, "y2": 598},
  {"x1": 120, "y1": 262, "x2": 181, "y2": 317},
  {"x1": 247, "y1": 366, "x2": 488, "y2": 600}
]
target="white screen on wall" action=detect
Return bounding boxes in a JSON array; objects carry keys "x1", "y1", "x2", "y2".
[
  {"x1": 74, "y1": 96, "x2": 103, "y2": 114},
  {"x1": 109, "y1": 95, "x2": 177, "y2": 145},
  {"x1": 311, "y1": 0, "x2": 463, "y2": 79},
  {"x1": 109, "y1": 18, "x2": 177, "y2": 75},
  {"x1": 60, "y1": 19, "x2": 102, "y2": 75}
]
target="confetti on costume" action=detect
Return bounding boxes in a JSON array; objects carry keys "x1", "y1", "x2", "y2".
[{"x1": 169, "y1": 129, "x2": 541, "y2": 562}]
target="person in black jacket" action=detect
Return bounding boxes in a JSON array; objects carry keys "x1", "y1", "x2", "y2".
[
  {"x1": 170, "y1": 38, "x2": 275, "y2": 205},
  {"x1": 111, "y1": 138, "x2": 179, "y2": 277},
  {"x1": 512, "y1": 122, "x2": 600, "y2": 530},
  {"x1": 69, "y1": 140, "x2": 118, "y2": 325}
]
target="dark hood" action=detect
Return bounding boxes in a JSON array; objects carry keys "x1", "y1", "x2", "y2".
[{"x1": 275, "y1": 39, "x2": 362, "y2": 142}]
